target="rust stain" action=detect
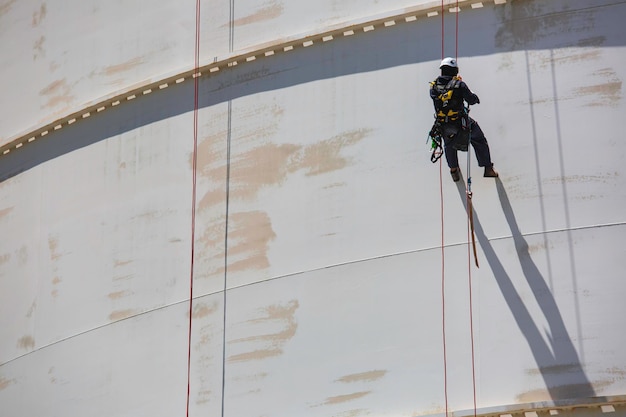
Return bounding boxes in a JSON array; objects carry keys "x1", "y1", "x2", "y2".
[
  {"x1": 0, "y1": 0, "x2": 18, "y2": 17},
  {"x1": 192, "y1": 301, "x2": 219, "y2": 318},
  {"x1": 324, "y1": 182, "x2": 346, "y2": 189},
  {"x1": 230, "y1": 143, "x2": 301, "y2": 201},
  {"x1": 17, "y1": 246, "x2": 28, "y2": 265},
  {"x1": 0, "y1": 253, "x2": 10, "y2": 265},
  {"x1": 225, "y1": 210, "x2": 276, "y2": 273},
  {"x1": 48, "y1": 236, "x2": 61, "y2": 260},
  {"x1": 52, "y1": 276, "x2": 61, "y2": 285},
  {"x1": 228, "y1": 347, "x2": 282, "y2": 362},
  {"x1": 336, "y1": 370, "x2": 388, "y2": 383},
  {"x1": 107, "y1": 290, "x2": 131, "y2": 300},
  {"x1": 109, "y1": 309, "x2": 136, "y2": 321},
  {"x1": 526, "y1": 364, "x2": 584, "y2": 376},
  {"x1": 230, "y1": 0, "x2": 283, "y2": 26},
  {"x1": 17, "y1": 335, "x2": 35, "y2": 350},
  {"x1": 323, "y1": 391, "x2": 371, "y2": 405},
  {"x1": 605, "y1": 366, "x2": 626, "y2": 378},
  {"x1": 228, "y1": 300, "x2": 299, "y2": 363},
  {"x1": 0, "y1": 206, "x2": 13, "y2": 220},
  {"x1": 294, "y1": 128, "x2": 372, "y2": 176},
  {"x1": 112, "y1": 274, "x2": 133, "y2": 281},
  {"x1": 196, "y1": 389, "x2": 212, "y2": 405},
  {"x1": 197, "y1": 189, "x2": 226, "y2": 212},
  {"x1": 114, "y1": 259, "x2": 132, "y2": 267},
  {"x1": 335, "y1": 409, "x2": 368, "y2": 417},
  {"x1": 517, "y1": 382, "x2": 608, "y2": 403},
  {"x1": 31, "y1": 3, "x2": 47, "y2": 26},
  {"x1": 39, "y1": 79, "x2": 74, "y2": 108},
  {"x1": 0, "y1": 377, "x2": 16, "y2": 391},
  {"x1": 40, "y1": 79, "x2": 66, "y2": 96},
  {"x1": 576, "y1": 80, "x2": 622, "y2": 107},
  {"x1": 103, "y1": 57, "x2": 144, "y2": 76},
  {"x1": 26, "y1": 301, "x2": 36, "y2": 318}
]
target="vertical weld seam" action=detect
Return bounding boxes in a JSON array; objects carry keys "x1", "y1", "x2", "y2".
[
  {"x1": 186, "y1": 0, "x2": 201, "y2": 416},
  {"x1": 221, "y1": 1, "x2": 235, "y2": 414}
]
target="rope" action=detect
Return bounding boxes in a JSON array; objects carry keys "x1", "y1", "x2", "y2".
[
  {"x1": 439, "y1": 3, "x2": 449, "y2": 417},
  {"x1": 186, "y1": 0, "x2": 202, "y2": 415},
  {"x1": 439, "y1": 2, "x2": 477, "y2": 415}
]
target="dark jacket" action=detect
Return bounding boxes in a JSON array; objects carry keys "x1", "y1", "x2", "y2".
[{"x1": 430, "y1": 75, "x2": 480, "y2": 115}]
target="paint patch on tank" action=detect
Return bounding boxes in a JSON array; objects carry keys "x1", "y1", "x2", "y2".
[
  {"x1": 17, "y1": 335, "x2": 35, "y2": 350},
  {"x1": 31, "y1": 3, "x2": 47, "y2": 27},
  {"x1": 39, "y1": 79, "x2": 74, "y2": 109},
  {"x1": 228, "y1": 300, "x2": 298, "y2": 362},
  {"x1": 335, "y1": 370, "x2": 388, "y2": 383},
  {"x1": 109, "y1": 309, "x2": 136, "y2": 321},
  {"x1": 192, "y1": 300, "x2": 219, "y2": 318},
  {"x1": 229, "y1": 0, "x2": 283, "y2": 27},
  {"x1": 321, "y1": 391, "x2": 371, "y2": 405},
  {"x1": 102, "y1": 57, "x2": 144, "y2": 76},
  {"x1": 0, "y1": 376, "x2": 16, "y2": 391}
]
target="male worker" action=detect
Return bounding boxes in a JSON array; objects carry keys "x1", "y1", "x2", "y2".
[{"x1": 429, "y1": 57, "x2": 498, "y2": 181}]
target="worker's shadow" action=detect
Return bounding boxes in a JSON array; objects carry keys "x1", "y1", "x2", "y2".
[{"x1": 454, "y1": 176, "x2": 595, "y2": 400}]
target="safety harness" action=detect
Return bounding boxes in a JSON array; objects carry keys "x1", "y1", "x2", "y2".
[{"x1": 428, "y1": 76, "x2": 470, "y2": 163}]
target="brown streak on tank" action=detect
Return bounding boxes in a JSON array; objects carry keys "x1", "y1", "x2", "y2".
[
  {"x1": 0, "y1": 207, "x2": 13, "y2": 220},
  {"x1": 336, "y1": 370, "x2": 388, "y2": 383},
  {"x1": 517, "y1": 381, "x2": 611, "y2": 403},
  {"x1": 114, "y1": 259, "x2": 132, "y2": 267},
  {"x1": 103, "y1": 57, "x2": 144, "y2": 76},
  {"x1": 197, "y1": 189, "x2": 226, "y2": 212},
  {"x1": 31, "y1": 3, "x2": 47, "y2": 27},
  {"x1": 17, "y1": 335, "x2": 35, "y2": 350},
  {"x1": 335, "y1": 409, "x2": 368, "y2": 417},
  {"x1": 230, "y1": 143, "x2": 301, "y2": 201},
  {"x1": 526, "y1": 363, "x2": 584, "y2": 376},
  {"x1": 225, "y1": 211, "x2": 276, "y2": 273},
  {"x1": 192, "y1": 301, "x2": 219, "y2": 318},
  {"x1": 39, "y1": 79, "x2": 74, "y2": 109},
  {"x1": 576, "y1": 80, "x2": 622, "y2": 107},
  {"x1": 109, "y1": 309, "x2": 136, "y2": 321},
  {"x1": 32, "y1": 36, "x2": 45, "y2": 60},
  {"x1": 295, "y1": 128, "x2": 372, "y2": 176},
  {"x1": 229, "y1": 0, "x2": 283, "y2": 27},
  {"x1": 228, "y1": 301, "x2": 298, "y2": 361},
  {"x1": 0, "y1": 253, "x2": 10, "y2": 265},
  {"x1": 48, "y1": 236, "x2": 61, "y2": 260},
  {"x1": 0, "y1": 377, "x2": 16, "y2": 391},
  {"x1": 0, "y1": 0, "x2": 18, "y2": 17},
  {"x1": 322, "y1": 391, "x2": 371, "y2": 405},
  {"x1": 196, "y1": 389, "x2": 212, "y2": 404},
  {"x1": 25, "y1": 301, "x2": 36, "y2": 318},
  {"x1": 228, "y1": 347, "x2": 282, "y2": 363},
  {"x1": 107, "y1": 290, "x2": 130, "y2": 300}
]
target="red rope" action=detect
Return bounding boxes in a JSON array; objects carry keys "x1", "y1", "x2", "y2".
[
  {"x1": 455, "y1": 0, "x2": 459, "y2": 59},
  {"x1": 441, "y1": 0, "x2": 445, "y2": 59},
  {"x1": 466, "y1": 193, "x2": 478, "y2": 417},
  {"x1": 439, "y1": 159, "x2": 449, "y2": 417},
  {"x1": 186, "y1": 0, "x2": 201, "y2": 415}
]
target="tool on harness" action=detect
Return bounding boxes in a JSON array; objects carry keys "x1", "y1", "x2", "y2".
[{"x1": 428, "y1": 76, "x2": 471, "y2": 161}]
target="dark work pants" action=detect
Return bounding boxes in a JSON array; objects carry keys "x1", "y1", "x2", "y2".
[{"x1": 444, "y1": 118, "x2": 494, "y2": 169}]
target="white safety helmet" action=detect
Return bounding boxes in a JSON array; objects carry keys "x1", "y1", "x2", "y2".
[{"x1": 439, "y1": 57, "x2": 458, "y2": 68}]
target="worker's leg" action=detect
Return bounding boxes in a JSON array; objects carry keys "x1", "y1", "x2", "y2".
[
  {"x1": 469, "y1": 119, "x2": 493, "y2": 167},
  {"x1": 443, "y1": 139, "x2": 459, "y2": 168}
]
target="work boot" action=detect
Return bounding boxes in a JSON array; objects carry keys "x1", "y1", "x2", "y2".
[
  {"x1": 484, "y1": 165, "x2": 499, "y2": 177},
  {"x1": 450, "y1": 167, "x2": 460, "y2": 182}
]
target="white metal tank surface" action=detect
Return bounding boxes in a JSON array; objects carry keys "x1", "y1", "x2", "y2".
[{"x1": 1, "y1": 0, "x2": 625, "y2": 416}]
